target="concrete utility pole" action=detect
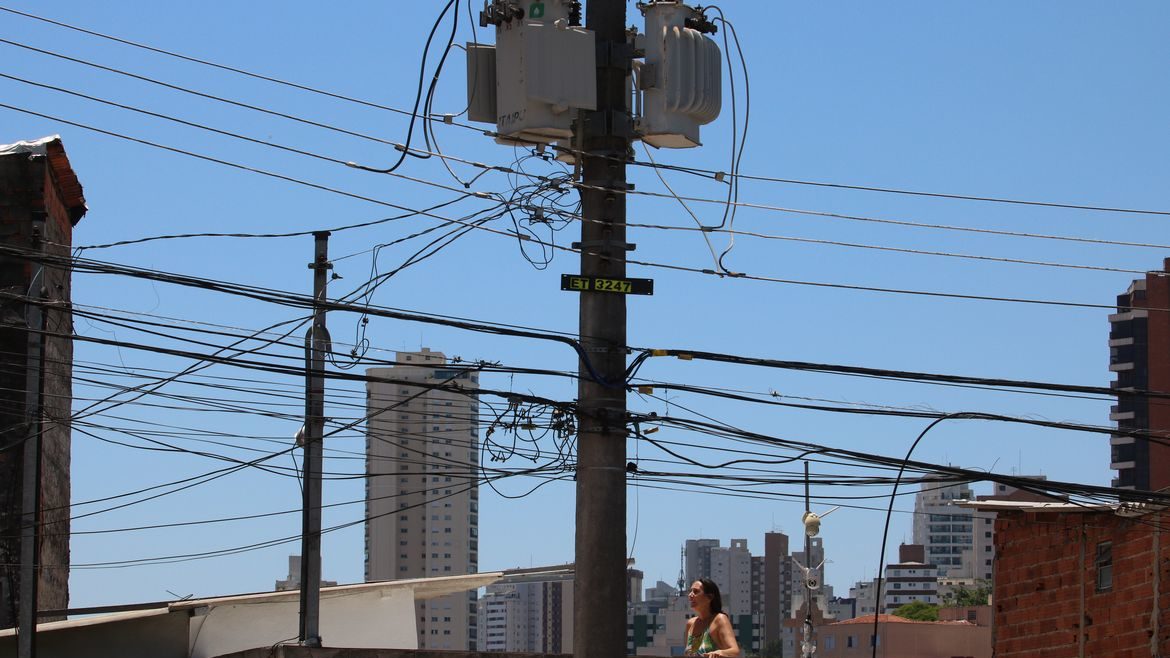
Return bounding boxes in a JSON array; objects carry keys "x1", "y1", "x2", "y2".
[
  {"x1": 574, "y1": 1, "x2": 631, "y2": 658},
  {"x1": 298, "y1": 231, "x2": 331, "y2": 647},
  {"x1": 18, "y1": 216, "x2": 45, "y2": 658}
]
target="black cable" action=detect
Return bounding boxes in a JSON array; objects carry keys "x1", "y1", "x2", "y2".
[
  {"x1": 347, "y1": 0, "x2": 457, "y2": 174},
  {"x1": 6, "y1": 4, "x2": 1168, "y2": 219}
]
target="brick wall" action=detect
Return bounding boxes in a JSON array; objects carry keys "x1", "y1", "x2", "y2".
[
  {"x1": 994, "y1": 509, "x2": 1170, "y2": 657},
  {"x1": 0, "y1": 144, "x2": 79, "y2": 626}
]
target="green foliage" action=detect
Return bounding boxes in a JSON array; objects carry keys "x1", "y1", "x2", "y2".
[
  {"x1": 757, "y1": 639, "x2": 784, "y2": 658},
  {"x1": 892, "y1": 600, "x2": 939, "y2": 621},
  {"x1": 942, "y1": 580, "x2": 992, "y2": 607}
]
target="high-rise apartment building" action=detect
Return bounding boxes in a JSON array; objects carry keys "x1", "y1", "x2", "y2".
[
  {"x1": 882, "y1": 544, "x2": 939, "y2": 612},
  {"x1": 478, "y1": 585, "x2": 530, "y2": 652},
  {"x1": 762, "y1": 532, "x2": 794, "y2": 646},
  {"x1": 912, "y1": 481, "x2": 993, "y2": 578},
  {"x1": 682, "y1": 538, "x2": 721, "y2": 588},
  {"x1": 710, "y1": 539, "x2": 752, "y2": 616},
  {"x1": 1109, "y1": 260, "x2": 1170, "y2": 491},
  {"x1": 0, "y1": 136, "x2": 85, "y2": 627},
  {"x1": 274, "y1": 555, "x2": 337, "y2": 592},
  {"x1": 365, "y1": 348, "x2": 480, "y2": 650}
]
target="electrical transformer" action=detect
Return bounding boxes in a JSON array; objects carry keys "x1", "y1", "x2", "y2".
[
  {"x1": 467, "y1": 0, "x2": 596, "y2": 145},
  {"x1": 638, "y1": 1, "x2": 721, "y2": 148}
]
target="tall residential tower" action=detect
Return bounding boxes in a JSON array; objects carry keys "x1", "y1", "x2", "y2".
[
  {"x1": 365, "y1": 348, "x2": 480, "y2": 650},
  {"x1": 1109, "y1": 260, "x2": 1170, "y2": 491}
]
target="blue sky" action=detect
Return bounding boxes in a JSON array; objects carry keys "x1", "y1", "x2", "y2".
[{"x1": 3, "y1": 1, "x2": 1169, "y2": 607}]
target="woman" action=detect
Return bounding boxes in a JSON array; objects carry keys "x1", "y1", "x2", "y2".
[{"x1": 684, "y1": 579, "x2": 742, "y2": 658}]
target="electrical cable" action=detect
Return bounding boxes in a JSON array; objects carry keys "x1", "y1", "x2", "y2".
[{"x1": 7, "y1": 5, "x2": 1168, "y2": 223}]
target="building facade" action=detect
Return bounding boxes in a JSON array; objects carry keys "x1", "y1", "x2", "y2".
[
  {"x1": 912, "y1": 481, "x2": 995, "y2": 579},
  {"x1": 882, "y1": 545, "x2": 939, "y2": 613},
  {"x1": 274, "y1": 555, "x2": 337, "y2": 592},
  {"x1": 365, "y1": 348, "x2": 480, "y2": 650},
  {"x1": 683, "y1": 538, "x2": 721, "y2": 587},
  {"x1": 762, "y1": 531, "x2": 794, "y2": 646},
  {"x1": 0, "y1": 136, "x2": 85, "y2": 627},
  {"x1": 1109, "y1": 259, "x2": 1170, "y2": 491},
  {"x1": 710, "y1": 539, "x2": 752, "y2": 616},
  {"x1": 816, "y1": 614, "x2": 990, "y2": 658},
  {"x1": 976, "y1": 500, "x2": 1170, "y2": 657},
  {"x1": 477, "y1": 585, "x2": 530, "y2": 652}
]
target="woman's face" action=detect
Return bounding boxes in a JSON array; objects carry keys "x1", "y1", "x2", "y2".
[{"x1": 688, "y1": 581, "x2": 709, "y2": 611}]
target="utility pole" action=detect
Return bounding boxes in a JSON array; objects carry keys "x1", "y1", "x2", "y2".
[
  {"x1": 18, "y1": 216, "x2": 45, "y2": 658},
  {"x1": 574, "y1": 2, "x2": 631, "y2": 658},
  {"x1": 298, "y1": 231, "x2": 330, "y2": 647},
  {"x1": 801, "y1": 463, "x2": 814, "y2": 658}
]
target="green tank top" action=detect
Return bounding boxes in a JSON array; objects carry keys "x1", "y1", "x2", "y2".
[{"x1": 686, "y1": 620, "x2": 718, "y2": 655}]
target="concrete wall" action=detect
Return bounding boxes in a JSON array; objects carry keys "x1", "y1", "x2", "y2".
[
  {"x1": 817, "y1": 621, "x2": 990, "y2": 658},
  {"x1": 994, "y1": 509, "x2": 1170, "y2": 657},
  {"x1": 0, "y1": 610, "x2": 189, "y2": 658}
]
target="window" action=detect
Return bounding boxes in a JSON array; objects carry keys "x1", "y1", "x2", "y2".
[
  {"x1": 1096, "y1": 542, "x2": 1113, "y2": 591},
  {"x1": 985, "y1": 545, "x2": 991, "y2": 552},
  {"x1": 847, "y1": 636, "x2": 855, "y2": 648}
]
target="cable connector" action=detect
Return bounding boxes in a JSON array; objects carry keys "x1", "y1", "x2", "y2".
[
  {"x1": 676, "y1": 353, "x2": 693, "y2": 361},
  {"x1": 650, "y1": 349, "x2": 669, "y2": 357}
]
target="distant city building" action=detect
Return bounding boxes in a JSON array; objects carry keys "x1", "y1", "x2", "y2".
[
  {"x1": 912, "y1": 480, "x2": 994, "y2": 579},
  {"x1": 0, "y1": 136, "x2": 86, "y2": 627},
  {"x1": 816, "y1": 614, "x2": 990, "y2": 658},
  {"x1": 677, "y1": 533, "x2": 800, "y2": 655},
  {"x1": 826, "y1": 596, "x2": 856, "y2": 621},
  {"x1": 762, "y1": 531, "x2": 794, "y2": 646},
  {"x1": 478, "y1": 585, "x2": 530, "y2": 652},
  {"x1": 682, "y1": 538, "x2": 721, "y2": 587},
  {"x1": 274, "y1": 555, "x2": 337, "y2": 592},
  {"x1": 882, "y1": 544, "x2": 939, "y2": 612},
  {"x1": 710, "y1": 539, "x2": 752, "y2": 616},
  {"x1": 364, "y1": 348, "x2": 480, "y2": 650},
  {"x1": 1109, "y1": 259, "x2": 1170, "y2": 491},
  {"x1": 848, "y1": 580, "x2": 881, "y2": 619}
]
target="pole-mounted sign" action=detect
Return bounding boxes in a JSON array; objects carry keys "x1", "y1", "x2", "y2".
[{"x1": 560, "y1": 274, "x2": 654, "y2": 295}]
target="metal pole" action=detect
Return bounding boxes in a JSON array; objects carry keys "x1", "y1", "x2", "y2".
[
  {"x1": 574, "y1": 1, "x2": 630, "y2": 658},
  {"x1": 18, "y1": 217, "x2": 45, "y2": 658},
  {"x1": 802, "y1": 462, "x2": 813, "y2": 658},
  {"x1": 298, "y1": 231, "x2": 330, "y2": 647}
]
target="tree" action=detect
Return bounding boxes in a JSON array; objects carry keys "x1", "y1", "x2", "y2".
[
  {"x1": 757, "y1": 639, "x2": 784, "y2": 658},
  {"x1": 892, "y1": 600, "x2": 939, "y2": 621},
  {"x1": 942, "y1": 580, "x2": 992, "y2": 607}
]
